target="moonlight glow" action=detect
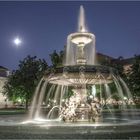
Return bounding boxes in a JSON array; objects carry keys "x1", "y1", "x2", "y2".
[{"x1": 13, "y1": 37, "x2": 22, "y2": 46}]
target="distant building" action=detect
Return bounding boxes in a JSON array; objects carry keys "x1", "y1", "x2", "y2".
[
  {"x1": 0, "y1": 66, "x2": 12, "y2": 108},
  {"x1": 97, "y1": 53, "x2": 134, "y2": 73},
  {"x1": 97, "y1": 52, "x2": 114, "y2": 65}
]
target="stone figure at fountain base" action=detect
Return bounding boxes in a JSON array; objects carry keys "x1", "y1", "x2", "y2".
[{"x1": 59, "y1": 90, "x2": 102, "y2": 123}]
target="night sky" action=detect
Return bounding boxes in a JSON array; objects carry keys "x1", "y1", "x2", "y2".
[{"x1": 0, "y1": 1, "x2": 140, "y2": 70}]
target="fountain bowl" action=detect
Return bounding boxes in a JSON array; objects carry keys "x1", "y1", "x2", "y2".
[
  {"x1": 45, "y1": 65, "x2": 117, "y2": 85},
  {"x1": 69, "y1": 32, "x2": 95, "y2": 45}
]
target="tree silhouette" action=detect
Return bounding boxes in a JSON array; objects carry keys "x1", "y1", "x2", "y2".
[
  {"x1": 127, "y1": 55, "x2": 140, "y2": 99},
  {"x1": 3, "y1": 55, "x2": 48, "y2": 109}
]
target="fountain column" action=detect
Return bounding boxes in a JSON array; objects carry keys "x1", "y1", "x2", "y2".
[{"x1": 77, "y1": 42, "x2": 86, "y2": 65}]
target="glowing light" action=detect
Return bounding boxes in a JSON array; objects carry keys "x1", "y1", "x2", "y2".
[
  {"x1": 92, "y1": 85, "x2": 96, "y2": 97},
  {"x1": 62, "y1": 99, "x2": 65, "y2": 102},
  {"x1": 17, "y1": 98, "x2": 22, "y2": 103},
  {"x1": 124, "y1": 97, "x2": 127, "y2": 100},
  {"x1": 13, "y1": 37, "x2": 22, "y2": 47},
  {"x1": 81, "y1": 115, "x2": 84, "y2": 120},
  {"x1": 89, "y1": 95, "x2": 93, "y2": 99}
]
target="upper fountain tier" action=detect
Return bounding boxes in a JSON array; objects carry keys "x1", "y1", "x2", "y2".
[
  {"x1": 70, "y1": 5, "x2": 94, "y2": 46},
  {"x1": 69, "y1": 5, "x2": 94, "y2": 45},
  {"x1": 70, "y1": 32, "x2": 94, "y2": 46},
  {"x1": 65, "y1": 5, "x2": 96, "y2": 66}
]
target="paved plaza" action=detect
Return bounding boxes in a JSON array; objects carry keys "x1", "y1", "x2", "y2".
[{"x1": 0, "y1": 110, "x2": 139, "y2": 139}]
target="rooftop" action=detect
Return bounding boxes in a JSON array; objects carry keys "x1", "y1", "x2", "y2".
[{"x1": 0, "y1": 66, "x2": 8, "y2": 70}]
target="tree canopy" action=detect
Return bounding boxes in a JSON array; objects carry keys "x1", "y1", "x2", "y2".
[
  {"x1": 3, "y1": 55, "x2": 48, "y2": 109},
  {"x1": 49, "y1": 50, "x2": 64, "y2": 67},
  {"x1": 127, "y1": 55, "x2": 140, "y2": 98},
  {"x1": 101, "y1": 56, "x2": 126, "y2": 79}
]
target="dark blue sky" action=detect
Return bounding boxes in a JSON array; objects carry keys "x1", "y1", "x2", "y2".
[{"x1": 0, "y1": 1, "x2": 140, "y2": 70}]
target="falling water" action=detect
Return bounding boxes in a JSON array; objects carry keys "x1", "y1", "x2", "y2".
[
  {"x1": 99, "y1": 73, "x2": 121, "y2": 118},
  {"x1": 45, "y1": 85, "x2": 66, "y2": 119},
  {"x1": 104, "y1": 84, "x2": 112, "y2": 101},
  {"x1": 119, "y1": 77, "x2": 136, "y2": 119},
  {"x1": 104, "y1": 83, "x2": 116, "y2": 121},
  {"x1": 99, "y1": 78, "x2": 103, "y2": 103},
  {"x1": 64, "y1": 36, "x2": 76, "y2": 66},
  {"x1": 112, "y1": 74, "x2": 128, "y2": 116},
  {"x1": 112, "y1": 75, "x2": 125, "y2": 99},
  {"x1": 47, "y1": 106, "x2": 60, "y2": 119},
  {"x1": 59, "y1": 85, "x2": 64, "y2": 106},
  {"x1": 119, "y1": 77, "x2": 134, "y2": 101},
  {"x1": 53, "y1": 85, "x2": 61, "y2": 105},
  {"x1": 28, "y1": 78, "x2": 44, "y2": 119},
  {"x1": 92, "y1": 85, "x2": 96, "y2": 98},
  {"x1": 34, "y1": 80, "x2": 48, "y2": 118},
  {"x1": 44, "y1": 84, "x2": 55, "y2": 106}
]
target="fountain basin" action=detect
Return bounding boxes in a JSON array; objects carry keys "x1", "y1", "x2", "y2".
[
  {"x1": 45, "y1": 65, "x2": 116, "y2": 85},
  {"x1": 69, "y1": 32, "x2": 95, "y2": 45}
]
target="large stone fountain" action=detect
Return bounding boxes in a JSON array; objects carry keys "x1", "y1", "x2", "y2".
[{"x1": 28, "y1": 6, "x2": 135, "y2": 123}]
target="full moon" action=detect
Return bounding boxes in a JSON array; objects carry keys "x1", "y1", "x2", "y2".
[{"x1": 13, "y1": 37, "x2": 22, "y2": 47}]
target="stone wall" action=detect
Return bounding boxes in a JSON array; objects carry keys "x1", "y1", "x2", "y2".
[{"x1": 0, "y1": 76, "x2": 13, "y2": 108}]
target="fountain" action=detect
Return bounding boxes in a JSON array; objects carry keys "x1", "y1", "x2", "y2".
[
  {"x1": 28, "y1": 5, "x2": 137, "y2": 124},
  {"x1": 0, "y1": 5, "x2": 140, "y2": 139}
]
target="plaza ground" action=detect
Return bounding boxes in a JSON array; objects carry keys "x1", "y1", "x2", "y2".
[
  {"x1": 0, "y1": 124, "x2": 140, "y2": 139},
  {"x1": 0, "y1": 109, "x2": 139, "y2": 139}
]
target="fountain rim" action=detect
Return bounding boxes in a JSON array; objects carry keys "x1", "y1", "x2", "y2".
[
  {"x1": 45, "y1": 65, "x2": 118, "y2": 75},
  {"x1": 68, "y1": 32, "x2": 95, "y2": 39}
]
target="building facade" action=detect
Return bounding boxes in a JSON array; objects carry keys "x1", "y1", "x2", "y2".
[{"x1": 0, "y1": 66, "x2": 12, "y2": 108}]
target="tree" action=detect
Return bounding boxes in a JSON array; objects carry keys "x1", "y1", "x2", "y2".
[
  {"x1": 49, "y1": 50, "x2": 64, "y2": 67},
  {"x1": 3, "y1": 55, "x2": 48, "y2": 109},
  {"x1": 111, "y1": 56, "x2": 126, "y2": 78},
  {"x1": 127, "y1": 55, "x2": 140, "y2": 99},
  {"x1": 101, "y1": 56, "x2": 126, "y2": 79}
]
